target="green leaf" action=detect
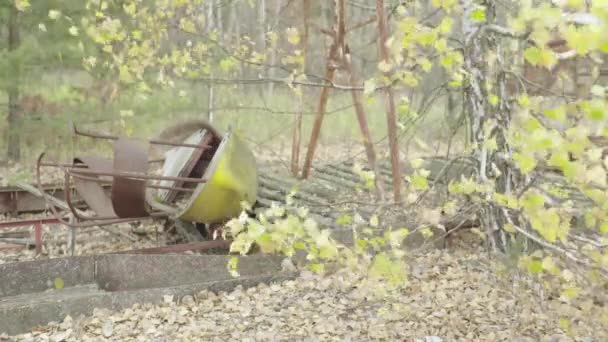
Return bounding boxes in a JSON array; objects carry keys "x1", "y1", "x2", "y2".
[
  {"x1": 438, "y1": 17, "x2": 453, "y2": 34},
  {"x1": 559, "y1": 317, "x2": 570, "y2": 332},
  {"x1": 544, "y1": 106, "x2": 566, "y2": 122},
  {"x1": 561, "y1": 287, "x2": 581, "y2": 300},
  {"x1": 336, "y1": 214, "x2": 353, "y2": 226},
  {"x1": 524, "y1": 47, "x2": 542, "y2": 65},
  {"x1": 69, "y1": 26, "x2": 79, "y2": 36},
  {"x1": 542, "y1": 256, "x2": 560, "y2": 275},
  {"x1": 527, "y1": 259, "x2": 543, "y2": 274},
  {"x1": 522, "y1": 192, "x2": 545, "y2": 210},
  {"x1": 503, "y1": 223, "x2": 517, "y2": 233},
  {"x1": 256, "y1": 233, "x2": 276, "y2": 253},
  {"x1": 369, "y1": 252, "x2": 407, "y2": 284},
  {"x1": 524, "y1": 47, "x2": 557, "y2": 68},
  {"x1": 219, "y1": 57, "x2": 237, "y2": 73},
  {"x1": 513, "y1": 152, "x2": 537, "y2": 174},
  {"x1": 293, "y1": 241, "x2": 306, "y2": 249},
  {"x1": 587, "y1": 100, "x2": 606, "y2": 121},
  {"x1": 227, "y1": 257, "x2": 239, "y2": 277},
  {"x1": 54, "y1": 277, "x2": 64, "y2": 289},
  {"x1": 411, "y1": 174, "x2": 429, "y2": 190},
  {"x1": 15, "y1": 0, "x2": 30, "y2": 11},
  {"x1": 286, "y1": 27, "x2": 300, "y2": 45},
  {"x1": 124, "y1": 2, "x2": 136, "y2": 16},
  {"x1": 471, "y1": 7, "x2": 486, "y2": 22},
  {"x1": 309, "y1": 263, "x2": 325, "y2": 274},
  {"x1": 369, "y1": 215, "x2": 379, "y2": 228}
]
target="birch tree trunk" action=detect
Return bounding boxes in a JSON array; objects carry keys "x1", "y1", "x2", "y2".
[
  {"x1": 206, "y1": 0, "x2": 215, "y2": 34},
  {"x1": 7, "y1": 3, "x2": 21, "y2": 161},
  {"x1": 461, "y1": 0, "x2": 514, "y2": 250},
  {"x1": 216, "y1": 0, "x2": 223, "y2": 40},
  {"x1": 233, "y1": 2, "x2": 244, "y2": 92},
  {"x1": 290, "y1": 0, "x2": 311, "y2": 177},
  {"x1": 258, "y1": 0, "x2": 267, "y2": 95},
  {"x1": 267, "y1": 0, "x2": 282, "y2": 98}
]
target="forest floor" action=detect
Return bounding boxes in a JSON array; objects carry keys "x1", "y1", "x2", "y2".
[
  {"x1": 3, "y1": 232, "x2": 607, "y2": 341},
  {"x1": 1, "y1": 144, "x2": 607, "y2": 341}
]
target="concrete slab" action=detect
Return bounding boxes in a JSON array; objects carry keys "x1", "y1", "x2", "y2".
[
  {"x1": 96, "y1": 253, "x2": 283, "y2": 291},
  {"x1": 0, "y1": 253, "x2": 293, "y2": 336},
  {"x1": 0, "y1": 256, "x2": 95, "y2": 297}
]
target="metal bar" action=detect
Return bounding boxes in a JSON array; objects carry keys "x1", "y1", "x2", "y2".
[
  {"x1": 66, "y1": 172, "x2": 195, "y2": 192},
  {"x1": 0, "y1": 244, "x2": 25, "y2": 252},
  {"x1": 64, "y1": 168, "x2": 91, "y2": 222},
  {"x1": 113, "y1": 240, "x2": 232, "y2": 254},
  {"x1": 34, "y1": 222, "x2": 42, "y2": 255},
  {"x1": 68, "y1": 168, "x2": 208, "y2": 184},
  {"x1": 36, "y1": 153, "x2": 143, "y2": 228},
  {"x1": 39, "y1": 162, "x2": 88, "y2": 168},
  {"x1": 72, "y1": 123, "x2": 211, "y2": 149},
  {"x1": 68, "y1": 216, "x2": 76, "y2": 256},
  {"x1": 0, "y1": 217, "x2": 61, "y2": 229}
]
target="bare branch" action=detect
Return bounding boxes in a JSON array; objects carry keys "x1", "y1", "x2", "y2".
[
  {"x1": 347, "y1": 15, "x2": 377, "y2": 32},
  {"x1": 501, "y1": 208, "x2": 597, "y2": 269},
  {"x1": 188, "y1": 76, "x2": 378, "y2": 91}
]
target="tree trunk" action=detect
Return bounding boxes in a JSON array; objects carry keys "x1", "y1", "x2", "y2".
[
  {"x1": 301, "y1": 42, "x2": 338, "y2": 179},
  {"x1": 258, "y1": 0, "x2": 267, "y2": 90},
  {"x1": 461, "y1": 0, "x2": 514, "y2": 250},
  {"x1": 233, "y1": 3, "x2": 244, "y2": 92},
  {"x1": 375, "y1": 0, "x2": 401, "y2": 202},
  {"x1": 7, "y1": 3, "x2": 21, "y2": 161},
  {"x1": 343, "y1": 48, "x2": 385, "y2": 200},
  {"x1": 216, "y1": 0, "x2": 223, "y2": 40},
  {"x1": 206, "y1": 0, "x2": 215, "y2": 33},
  {"x1": 207, "y1": 84, "x2": 214, "y2": 123},
  {"x1": 290, "y1": 0, "x2": 311, "y2": 177},
  {"x1": 301, "y1": 0, "x2": 344, "y2": 179}
]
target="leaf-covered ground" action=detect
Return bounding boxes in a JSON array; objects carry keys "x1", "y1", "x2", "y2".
[{"x1": 5, "y1": 235, "x2": 607, "y2": 342}]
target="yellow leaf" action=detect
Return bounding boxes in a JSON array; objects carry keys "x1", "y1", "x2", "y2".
[
  {"x1": 69, "y1": 26, "x2": 79, "y2": 36},
  {"x1": 561, "y1": 287, "x2": 581, "y2": 300},
  {"x1": 513, "y1": 152, "x2": 537, "y2": 174},
  {"x1": 15, "y1": 0, "x2": 30, "y2": 11},
  {"x1": 123, "y1": 2, "x2": 136, "y2": 16},
  {"x1": 363, "y1": 79, "x2": 376, "y2": 95},
  {"x1": 369, "y1": 215, "x2": 379, "y2": 228},
  {"x1": 227, "y1": 257, "x2": 239, "y2": 277},
  {"x1": 49, "y1": 9, "x2": 61, "y2": 20},
  {"x1": 542, "y1": 256, "x2": 560, "y2": 275},
  {"x1": 503, "y1": 223, "x2": 516, "y2": 233},
  {"x1": 438, "y1": 17, "x2": 453, "y2": 34},
  {"x1": 286, "y1": 27, "x2": 300, "y2": 45},
  {"x1": 559, "y1": 317, "x2": 570, "y2": 332},
  {"x1": 378, "y1": 60, "x2": 392, "y2": 73}
]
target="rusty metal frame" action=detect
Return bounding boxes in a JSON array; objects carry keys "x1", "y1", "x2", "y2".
[
  {"x1": 36, "y1": 153, "x2": 171, "y2": 228},
  {"x1": 0, "y1": 217, "x2": 60, "y2": 255},
  {"x1": 35, "y1": 122, "x2": 216, "y2": 228},
  {"x1": 0, "y1": 216, "x2": 232, "y2": 255},
  {"x1": 71, "y1": 122, "x2": 209, "y2": 149}
]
